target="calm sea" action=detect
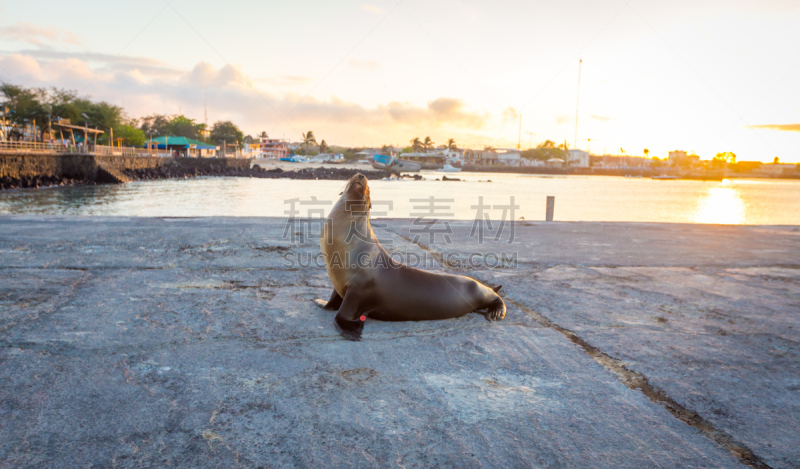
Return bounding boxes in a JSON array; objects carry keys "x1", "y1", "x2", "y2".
[{"x1": 1, "y1": 172, "x2": 799, "y2": 225}]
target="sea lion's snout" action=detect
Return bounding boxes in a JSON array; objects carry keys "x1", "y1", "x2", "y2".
[
  {"x1": 344, "y1": 174, "x2": 371, "y2": 214},
  {"x1": 347, "y1": 174, "x2": 369, "y2": 197}
]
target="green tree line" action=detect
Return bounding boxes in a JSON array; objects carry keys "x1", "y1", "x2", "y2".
[{"x1": 1, "y1": 83, "x2": 243, "y2": 148}]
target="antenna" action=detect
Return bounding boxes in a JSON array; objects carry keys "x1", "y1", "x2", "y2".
[{"x1": 574, "y1": 58, "x2": 582, "y2": 151}]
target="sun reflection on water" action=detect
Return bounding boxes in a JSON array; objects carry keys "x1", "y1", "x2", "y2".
[{"x1": 693, "y1": 184, "x2": 746, "y2": 224}]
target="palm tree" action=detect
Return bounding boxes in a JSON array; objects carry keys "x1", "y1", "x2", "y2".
[
  {"x1": 423, "y1": 136, "x2": 434, "y2": 152},
  {"x1": 319, "y1": 139, "x2": 328, "y2": 154},
  {"x1": 302, "y1": 131, "x2": 317, "y2": 152},
  {"x1": 410, "y1": 137, "x2": 423, "y2": 153},
  {"x1": 643, "y1": 148, "x2": 649, "y2": 158},
  {"x1": 446, "y1": 138, "x2": 456, "y2": 151},
  {"x1": 261, "y1": 131, "x2": 268, "y2": 139}
]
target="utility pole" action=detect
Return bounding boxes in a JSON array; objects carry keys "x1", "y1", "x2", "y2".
[
  {"x1": 574, "y1": 58, "x2": 582, "y2": 151},
  {"x1": 587, "y1": 138, "x2": 591, "y2": 155},
  {"x1": 517, "y1": 114, "x2": 522, "y2": 150}
]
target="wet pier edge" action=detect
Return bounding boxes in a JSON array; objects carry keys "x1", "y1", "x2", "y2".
[{"x1": 1, "y1": 217, "x2": 798, "y2": 468}]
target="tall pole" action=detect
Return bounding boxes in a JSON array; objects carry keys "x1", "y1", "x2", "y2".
[
  {"x1": 573, "y1": 58, "x2": 582, "y2": 151},
  {"x1": 517, "y1": 114, "x2": 521, "y2": 150},
  {"x1": 587, "y1": 138, "x2": 591, "y2": 155}
]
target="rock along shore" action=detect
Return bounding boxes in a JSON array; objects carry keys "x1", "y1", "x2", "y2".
[{"x1": 0, "y1": 153, "x2": 399, "y2": 191}]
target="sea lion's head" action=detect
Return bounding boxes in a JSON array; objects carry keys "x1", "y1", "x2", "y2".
[{"x1": 342, "y1": 173, "x2": 372, "y2": 215}]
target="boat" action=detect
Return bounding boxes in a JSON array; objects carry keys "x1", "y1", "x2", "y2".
[
  {"x1": 651, "y1": 175, "x2": 679, "y2": 180},
  {"x1": 279, "y1": 154, "x2": 306, "y2": 163},
  {"x1": 436, "y1": 164, "x2": 462, "y2": 173},
  {"x1": 368, "y1": 154, "x2": 421, "y2": 173},
  {"x1": 322, "y1": 153, "x2": 345, "y2": 164}
]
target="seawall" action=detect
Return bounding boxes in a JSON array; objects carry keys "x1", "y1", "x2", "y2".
[{"x1": 0, "y1": 153, "x2": 252, "y2": 188}]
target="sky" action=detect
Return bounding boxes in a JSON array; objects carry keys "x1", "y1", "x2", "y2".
[{"x1": 0, "y1": 0, "x2": 799, "y2": 162}]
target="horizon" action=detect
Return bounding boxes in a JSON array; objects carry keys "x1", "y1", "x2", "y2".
[{"x1": 1, "y1": 0, "x2": 799, "y2": 163}]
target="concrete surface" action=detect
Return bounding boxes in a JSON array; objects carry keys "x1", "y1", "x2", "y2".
[{"x1": 1, "y1": 217, "x2": 798, "y2": 468}]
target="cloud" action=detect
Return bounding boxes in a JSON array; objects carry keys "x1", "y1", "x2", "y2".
[
  {"x1": 591, "y1": 114, "x2": 611, "y2": 121},
  {"x1": 0, "y1": 53, "x2": 489, "y2": 140},
  {"x1": 347, "y1": 58, "x2": 381, "y2": 70},
  {"x1": 359, "y1": 4, "x2": 384, "y2": 14},
  {"x1": 748, "y1": 123, "x2": 800, "y2": 132},
  {"x1": 258, "y1": 75, "x2": 314, "y2": 86},
  {"x1": 556, "y1": 114, "x2": 571, "y2": 125},
  {"x1": 501, "y1": 106, "x2": 517, "y2": 122},
  {"x1": 0, "y1": 22, "x2": 82, "y2": 47},
  {"x1": 385, "y1": 98, "x2": 487, "y2": 128},
  {"x1": 2, "y1": 48, "x2": 180, "y2": 77}
]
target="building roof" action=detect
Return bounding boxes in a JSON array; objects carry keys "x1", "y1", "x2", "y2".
[{"x1": 147, "y1": 136, "x2": 216, "y2": 150}]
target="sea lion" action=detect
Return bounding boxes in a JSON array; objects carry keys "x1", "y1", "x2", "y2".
[{"x1": 314, "y1": 173, "x2": 506, "y2": 341}]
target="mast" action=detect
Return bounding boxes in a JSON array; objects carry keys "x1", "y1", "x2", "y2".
[{"x1": 574, "y1": 58, "x2": 582, "y2": 151}]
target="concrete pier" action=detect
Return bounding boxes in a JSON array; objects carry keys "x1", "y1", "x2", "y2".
[{"x1": 1, "y1": 217, "x2": 798, "y2": 467}]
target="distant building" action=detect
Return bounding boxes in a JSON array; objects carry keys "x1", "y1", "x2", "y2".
[
  {"x1": 496, "y1": 149, "x2": 521, "y2": 166},
  {"x1": 402, "y1": 149, "x2": 464, "y2": 166},
  {"x1": 567, "y1": 149, "x2": 590, "y2": 167},
  {"x1": 592, "y1": 155, "x2": 652, "y2": 169},
  {"x1": 756, "y1": 163, "x2": 799, "y2": 176},
  {"x1": 259, "y1": 136, "x2": 289, "y2": 159},
  {"x1": 147, "y1": 136, "x2": 216, "y2": 158},
  {"x1": 520, "y1": 158, "x2": 544, "y2": 167},
  {"x1": 242, "y1": 142, "x2": 261, "y2": 158},
  {"x1": 463, "y1": 148, "x2": 520, "y2": 166},
  {"x1": 668, "y1": 150, "x2": 699, "y2": 167}
]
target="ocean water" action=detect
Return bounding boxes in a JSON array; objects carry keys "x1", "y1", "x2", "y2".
[{"x1": 1, "y1": 172, "x2": 799, "y2": 225}]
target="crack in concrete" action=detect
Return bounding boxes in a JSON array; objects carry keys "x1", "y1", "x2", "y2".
[
  {"x1": 0, "y1": 322, "x2": 535, "y2": 357},
  {"x1": 505, "y1": 297, "x2": 772, "y2": 469}
]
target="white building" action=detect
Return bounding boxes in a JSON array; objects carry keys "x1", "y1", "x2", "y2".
[
  {"x1": 567, "y1": 149, "x2": 590, "y2": 167},
  {"x1": 496, "y1": 149, "x2": 521, "y2": 166}
]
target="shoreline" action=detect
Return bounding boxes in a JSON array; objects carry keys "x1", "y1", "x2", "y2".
[{"x1": 2, "y1": 154, "x2": 798, "y2": 192}]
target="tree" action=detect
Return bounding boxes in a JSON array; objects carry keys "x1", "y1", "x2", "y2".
[
  {"x1": 140, "y1": 114, "x2": 172, "y2": 136},
  {"x1": 260, "y1": 131, "x2": 268, "y2": 139},
  {"x1": 410, "y1": 137, "x2": 423, "y2": 153},
  {"x1": 774, "y1": 156, "x2": 780, "y2": 164},
  {"x1": 643, "y1": 148, "x2": 649, "y2": 158},
  {"x1": 446, "y1": 138, "x2": 457, "y2": 151},
  {"x1": 319, "y1": 139, "x2": 329, "y2": 154},
  {"x1": 302, "y1": 131, "x2": 317, "y2": 152},
  {"x1": 521, "y1": 139, "x2": 567, "y2": 161},
  {"x1": 115, "y1": 124, "x2": 146, "y2": 147},
  {"x1": 0, "y1": 84, "x2": 47, "y2": 140},
  {"x1": 712, "y1": 151, "x2": 736, "y2": 169},
  {"x1": 423, "y1": 136, "x2": 434, "y2": 152},
  {"x1": 167, "y1": 115, "x2": 203, "y2": 140},
  {"x1": 210, "y1": 121, "x2": 244, "y2": 148},
  {"x1": 1, "y1": 83, "x2": 129, "y2": 143}
]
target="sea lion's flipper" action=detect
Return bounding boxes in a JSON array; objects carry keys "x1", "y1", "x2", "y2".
[
  {"x1": 333, "y1": 290, "x2": 367, "y2": 341},
  {"x1": 492, "y1": 285, "x2": 503, "y2": 293},
  {"x1": 314, "y1": 289, "x2": 343, "y2": 311},
  {"x1": 482, "y1": 297, "x2": 506, "y2": 321}
]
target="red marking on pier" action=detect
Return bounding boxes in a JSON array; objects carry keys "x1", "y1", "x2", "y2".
[{"x1": 360, "y1": 315, "x2": 366, "y2": 322}]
